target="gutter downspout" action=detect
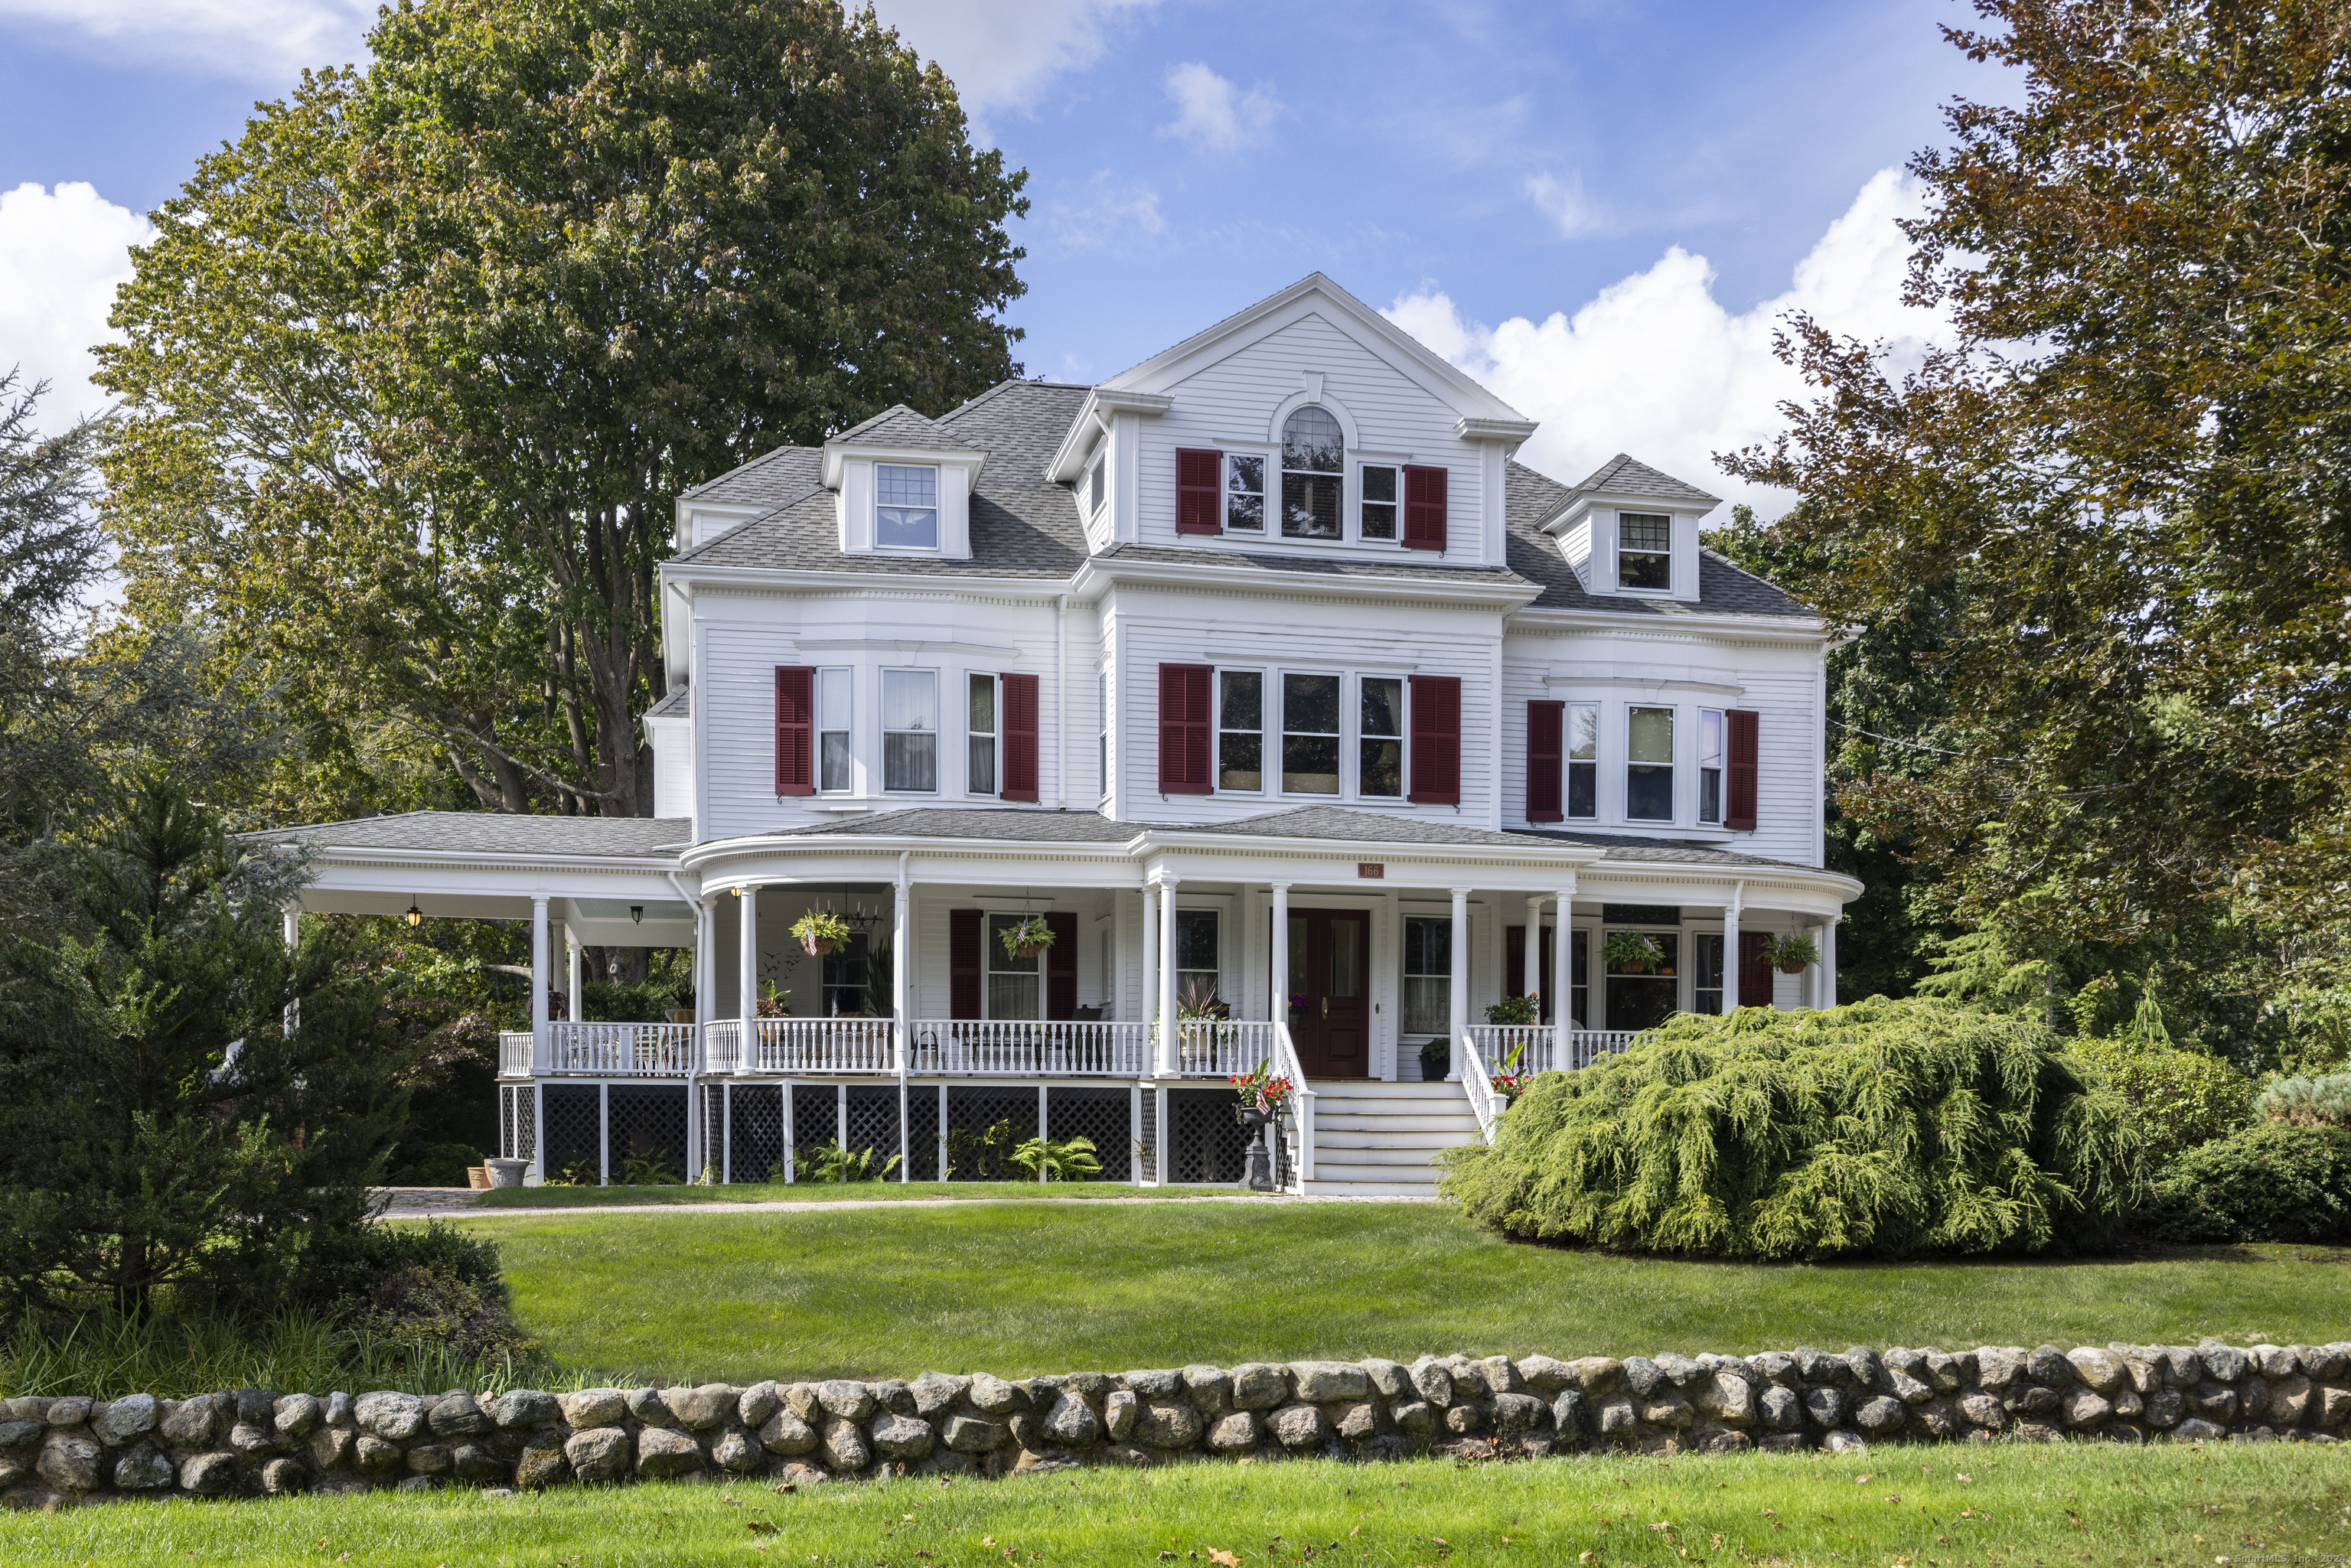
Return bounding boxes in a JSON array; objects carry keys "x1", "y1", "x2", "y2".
[
  {"x1": 895, "y1": 850, "x2": 911, "y2": 1183},
  {"x1": 1054, "y1": 594, "x2": 1070, "y2": 809},
  {"x1": 666, "y1": 869, "x2": 706, "y2": 1183}
]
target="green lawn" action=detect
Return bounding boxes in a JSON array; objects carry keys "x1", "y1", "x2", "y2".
[
  {"x1": 475, "y1": 1181, "x2": 1239, "y2": 1208},
  {"x1": 458, "y1": 1201, "x2": 2351, "y2": 1385},
  {"x1": 4, "y1": 1440, "x2": 2338, "y2": 1566}
]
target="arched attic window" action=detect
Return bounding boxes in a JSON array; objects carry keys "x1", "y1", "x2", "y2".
[{"x1": 1280, "y1": 405, "x2": 1344, "y2": 540}]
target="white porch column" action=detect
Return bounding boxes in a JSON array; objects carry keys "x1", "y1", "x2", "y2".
[
  {"x1": 1521, "y1": 897, "x2": 1543, "y2": 1008},
  {"x1": 738, "y1": 886, "x2": 759, "y2": 1025},
  {"x1": 1722, "y1": 882, "x2": 1744, "y2": 1013},
  {"x1": 1819, "y1": 918, "x2": 1839, "y2": 1010},
  {"x1": 566, "y1": 924, "x2": 583, "y2": 1021},
  {"x1": 895, "y1": 857, "x2": 911, "y2": 1182},
  {"x1": 1156, "y1": 878, "x2": 1180, "y2": 1074},
  {"x1": 1552, "y1": 888, "x2": 1574, "y2": 1030},
  {"x1": 1268, "y1": 883, "x2": 1290, "y2": 1026},
  {"x1": 530, "y1": 895, "x2": 551, "y2": 1068},
  {"x1": 1446, "y1": 887, "x2": 1470, "y2": 1081},
  {"x1": 1139, "y1": 886, "x2": 1158, "y2": 1057}
]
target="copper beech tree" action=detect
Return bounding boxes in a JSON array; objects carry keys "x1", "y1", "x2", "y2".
[{"x1": 1724, "y1": 0, "x2": 2351, "y2": 983}]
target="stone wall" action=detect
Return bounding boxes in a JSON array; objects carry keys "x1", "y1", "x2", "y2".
[{"x1": 5, "y1": 1338, "x2": 2345, "y2": 1508}]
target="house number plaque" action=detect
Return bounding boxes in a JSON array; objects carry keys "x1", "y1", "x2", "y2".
[{"x1": 1357, "y1": 863, "x2": 1384, "y2": 879}]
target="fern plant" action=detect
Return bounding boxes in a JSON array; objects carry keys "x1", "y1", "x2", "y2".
[
  {"x1": 1011, "y1": 1135, "x2": 1103, "y2": 1182},
  {"x1": 788, "y1": 1139, "x2": 902, "y2": 1183}
]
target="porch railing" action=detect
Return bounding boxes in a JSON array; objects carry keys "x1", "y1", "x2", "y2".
[
  {"x1": 1456, "y1": 1032, "x2": 1502, "y2": 1143},
  {"x1": 545, "y1": 1020, "x2": 698, "y2": 1077},
  {"x1": 747, "y1": 1016, "x2": 897, "y2": 1076},
  {"x1": 498, "y1": 1030, "x2": 533, "y2": 1078},
  {"x1": 1462, "y1": 1024, "x2": 1642, "y2": 1075},
  {"x1": 1270, "y1": 1021, "x2": 1314, "y2": 1192},
  {"x1": 909, "y1": 1019, "x2": 1151, "y2": 1077},
  {"x1": 1169, "y1": 1018, "x2": 1280, "y2": 1078}
]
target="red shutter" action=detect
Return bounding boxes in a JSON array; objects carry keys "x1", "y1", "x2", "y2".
[
  {"x1": 950, "y1": 909, "x2": 983, "y2": 1019},
  {"x1": 1525, "y1": 699, "x2": 1564, "y2": 823},
  {"x1": 1176, "y1": 448, "x2": 1222, "y2": 535},
  {"x1": 1045, "y1": 911, "x2": 1078, "y2": 1020},
  {"x1": 1738, "y1": 931, "x2": 1773, "y2": 1005},
  {"x1": 1726, "y1": 708, "x2": 1759, "y2": 830},
  {"x1": 1002, "y1": 673, "x2": 1039, "y2": 802},
  {"x1": 1157, "y1": 663, "x2": 1214, "y2": 794},
  {"x1": 1402, "y1": 465, "x2": 1447, "y2": 551},
  {"x1": 1407, "y1": 674, "x2": 1461, "y2": 804},
  {"x1": 774, "y1": 667, "x2": 814, "y2": 796}
]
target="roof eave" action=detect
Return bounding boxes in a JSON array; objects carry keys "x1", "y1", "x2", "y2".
[
  {"x1": 1069, "y1": 553, "x2": 1541, "y2": 609},
  {"x1": 1504, "y1": 602, "x2": 1828, "y2": 638}
]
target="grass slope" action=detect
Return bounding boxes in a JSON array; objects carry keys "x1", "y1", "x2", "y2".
[
  {"x1": 476, "y1": 1182, "x2": 1237, "y2": 1208},
  {"x1": 461, "y1": 1201, "x2": 2351, "y2": 1384},
  {"x1": 1, "y1": 1442, "x2": 2336, "y2": 1566}
]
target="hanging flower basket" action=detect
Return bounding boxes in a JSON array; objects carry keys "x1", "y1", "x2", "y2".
[
  {"x1": 1768, "y1": 932, "x2": 1820, "y2": 976},
  {"x1": 1000, "y1": 914, "x2": 1056, "y2": 960},
  {"x1": 1602, "y1": 929, "x2": 1664, "y2": 974},
  {"x1": 791, "y1": 909, "x2": 850, "y2": 957},
  {"x1": 1229, "y1": 1058, "x2": 1296, "y2": 1117}
]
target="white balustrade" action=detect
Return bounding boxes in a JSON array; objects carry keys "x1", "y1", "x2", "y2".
[
  {"x1": 1462, "y1": 1024, "x2": 1642, "y2": 1076},
  {"x1": 908, "y1": 1020, "x2": 1152, "y2": 1077},
  {"x1": 544, "y1": 1020, "x2": 698, "y2": 1077},
  {"x1": 748, "y1": 1016, "x2": 897, "y2": 1075},
  {"x1": 1456, "y1": 1032, "x2": 1502, "y2": 1143},
  {"x1": 1270, "y1": 1022, "x2": 1314, "y2": 1191},
  {"x1": 703, "y1": 1019, "x2": 743, "y2": 1075},
  {"x1": 497, "y1": 1031, "x2": 533, "y2": 1078},
  {"x1": 1169, "y1": 1019, "x2": 1280, "y2": 1079}
]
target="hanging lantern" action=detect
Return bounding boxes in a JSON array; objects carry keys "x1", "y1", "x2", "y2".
[{"x1": 405, "y1": 902, "x2": 423, "y2": 927}]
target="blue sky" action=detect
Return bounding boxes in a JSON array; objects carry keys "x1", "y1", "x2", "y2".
[{"x1": 0, "y1": 0, "x2": 2004, "y2": 510}]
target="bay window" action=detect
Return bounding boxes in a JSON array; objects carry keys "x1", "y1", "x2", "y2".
[
  {"x1": 1699, "y1": 709, "x2": 1724, "y2": 825},
  {"x1": 967, "y1": 673, "x2": 996, "y2": 795},
  {"x1": 1626, "y1": 705, "x2": 1673, "y2": 821},
  {"x1": 818, "y1": 668, "x2": 853, "y2": 793},
  {"x1": 882, "y1": 669, "x2": 937, "y2": 792}
]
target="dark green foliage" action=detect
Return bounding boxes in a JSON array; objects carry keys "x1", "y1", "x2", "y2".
[
  {"x1": 381, "y1": 1141, "x2": 485, "y2": 1188},
  {"x1": 2142, "y1": 1124, "x2": 2351, "y2": 1245},
  {"x1": 946, "y1": 1119, "x2": 1026, "y2": 1182},
  {"x1": 1440, "y1": 998, "x2": 2143, "y2": 1260},
  {"x1": 0, "y1": 782, "x2": 409, "y2": 1323}
]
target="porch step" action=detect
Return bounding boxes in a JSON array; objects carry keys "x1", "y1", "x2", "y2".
[{"x1": 1302, "y1": 1080, "x2": 1482, "y2": 1196}]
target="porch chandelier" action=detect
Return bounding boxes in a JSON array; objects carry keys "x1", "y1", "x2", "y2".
[
  {"x1": 404, "y1": 901, "x2": 422, "y2": 927},
  {"x1": 629, "y1": 905, "x2": 644, "y2": 924}
]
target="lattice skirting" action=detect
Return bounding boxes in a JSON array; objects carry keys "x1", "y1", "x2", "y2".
[
  {"x1": 726, "y1": 1084, "x2": 788, "y2": 1183},
  {"x1": 1167, "y1": 1087, "x2": 1254, "y2": 1186},
  {"x1": 608, "y1": 1085, "x2": 690, "y2": 1183},
  {"x1": 497, "y1": 1084, "x2": 536, "y2": 1162},
  {"x1": 1047, "y1": 1087, "x2": 1133, "y2": 1182},
  {"x1": 541, "y1": 1085, "x2": 602, "y2": 1182}
]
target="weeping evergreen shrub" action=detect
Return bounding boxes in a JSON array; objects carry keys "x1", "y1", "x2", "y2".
[{"x1": 1439, "y1": 998, "x2": 2144, "y2": 1260}]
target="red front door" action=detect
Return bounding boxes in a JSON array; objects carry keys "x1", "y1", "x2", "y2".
[{"x1": 1284, "y1": 909, "x2": 1369, "y2": 1077}]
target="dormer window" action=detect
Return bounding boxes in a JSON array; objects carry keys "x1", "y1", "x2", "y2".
[
  {"x1": 1084, "y1": 452, "x2": 1105, "y2": 517},
  {"x1": 876, "y1": 465, "x2": 939, "y2": 549},
  {"x1": 1280, "y1": 406, "x2": 1343, "y2": 540},
  {"x1": 1618, "y1": 512, "x2": 1671, "y2": 591}
]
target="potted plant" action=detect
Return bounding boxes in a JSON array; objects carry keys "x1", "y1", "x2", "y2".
[
  {"x1": 791, "y1": 908, "x2": 851, "y2": 957},
  {"x1": 1419, "y1": 1037, "x2": 1451, "y2": 1081},
  {"x1": 1768, "y1": 932, "x2": 1820, "y2": 975},
  {"x1": 1000, "y1": 914, "x2": 1055, "y2": 960},
  {"x1": 1229, "y1": 1058, "x2": 1296, "y2": 1118},
  {"x1": 1490, "y1": 1042, "x2": 1531, "y2": 1106},
  {"x1": 1485, "y1": 994, "x2": 1538, "y2": 1026},
  {"x1": 1603, "y1": 929, "x2": 1664, "y2": 973},
  {"x1": 755, "y1": 980, "x2": 790, "y2": 1019}
]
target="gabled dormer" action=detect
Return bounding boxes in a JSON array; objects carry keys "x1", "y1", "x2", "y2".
[
  {"x1": 1541, "y1": 455, "x2": 1720, "y2": 604},
  {"x1": 823, "y1": 405, "x2": 990, "y2": 559}
]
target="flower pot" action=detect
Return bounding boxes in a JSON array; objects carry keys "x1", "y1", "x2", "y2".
[
  {"x1": 1015, "y1": 941, "x2": 1048, "y2": 958},
  {"x1": 486, "y1": 1157, "x2": 530, "y2": 1189},
  {"x1": 1778, "y1": 960, "x2": 1808, "y2": 975},
  {"x1": 803, "y1": 936, "x2": 836, "y2": 957},
  {"x1": 466, "y1": 1165, "x2": 491, "y2": 1191}
]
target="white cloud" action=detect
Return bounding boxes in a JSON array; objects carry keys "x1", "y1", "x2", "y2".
[
  {"x1": 0, "y1": 0, "x2": 372, "y2": 80},
  {"x1": 1526, "y1": 169, "x2": 1604, "y2": 238},
  {"x1": 1159, "y1": 61, "x2": 1280, "y2": 152},
  {"x1": 1043, "y1": 169, "x2": 1166, "y2": 251},
  {"x1": 869, "y1": 0, "x2": 1158, "y2": 125},
  {"x1": 0, "y1": 181, "x2": 155, "y2": 427},
  {"x1": 1386, "y1": 168, "x2": 1947, "y2": 520}
]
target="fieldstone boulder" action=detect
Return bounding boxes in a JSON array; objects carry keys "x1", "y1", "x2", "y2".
[
  {"x1": 738, "y1": 1381, "x2": 782, "y2": 1429},
  {"x1": 1407, "y1": 1358, "x2": 1453, "y2": 1407},
  {"x1": 1653, "y1": 1353, "x2": 1706, "y2": 1389},
  {"x1": 406, "y1": 1443, "x2": 453, "y2": 1475},
  {"x1": 2144, "y1": 1388, "x2": 2186, "y2": 1428},
  {"x1": 1269, "y1": 1403, "x2": 1330, "y2": 1449},
  {"x1": 712, "y1": 1427, "x2": 762, "y2": 1473},
  {"x1": 1637, "y1": 1391, "x2": 1694, "y2": 1429},
  {"x1": 494, "y1": 1390, "x2": 562, "y2": 1432},
  {"x1": 1622, "y1": 1357, "x2": 1666, "y2": 1399},
  {"x1": 37, "y1": 1429, "x2": 102, "y2": 1491},
  {"x1": 2173, "y1": 1417, "x2": 2226, "y2": 1442},
  {"x1": 636, "y1": 1428, "x2": 703, "y2": 1478},
  {"x1": 1290, "y1": 1362, "x2": 1368, "y2": 1403},
  {"x1": 941, "y1": 1415, "x2": 1005, "y2": 1454},
  {"x1": 967, "y1": 1374, "x2": 1025, "y2": 1416},
  {"x1": 1182, "y1": 1366, "x2": 1232, "y2": 1413},
  {"x1": 667, "y1": 1384, "x2": 739, "y2": 1432},
  {"x1": 2189, "y1": 1384, "x2": 2239, "y2": 1423},
  {"x1": 160, "y1": 1394, "x2": 220, "y2": 1449},
  {"x1": 871, "y1": 1413, "x2": 935, "y2": 1460},
  {"x1": 1694, "y1": 1372, "x2": 1755, "y2": 1427},
  {"x1": 626, "y1": 1388, "x2": 673, "y2": 1426},
  {"x1": 1363, "y1": 1358, "x2": 1415, "y2": 1398},
  {"x1": 1475, "y1": 1356, "x2": 1525, "y2": 1396},
  {"x1": 261, "y1": 1456, "x2": 308, "y2": 1495},
  {"x1": 354, "y1": 1434, "x2": 403, "y2": 1474},
  {"x1": 2199, "y1": 1342, "x2": 2248, "y2": 1382},
  {"x1": 1957, "y1": 1394, "x2": 2006, "y2": 1429},
  {"x1": 1104, "y1": 1389, "x2": 1138, "y2": 1440},
  {"x1": 2067, "y1": 1349, "x2": 2127, "y2": 1395},
  {"x1": 1042, "y1": 1391, "x2": 1099, "y2": 1448},
  {"x1": 272, "y1": 1394, "x2": 320, "y2": 1439},
  {"x1": 1854, "y1": 1397, "x2": 1908, "y2": 1436},
  {"x1": 1912, "y1": 1398, "x2": 1960, "y2": 1439},
  {"x1": 1136, "y1": 1402, "x2": 1204, "y2": 1450},
  {"x1": 1801, "y1": 1387, "x2": 1848, "y2": 1429},
  {"x1": 1821, "y1": 1429, "x2": 1870, "y2": 1453},
  {"x1": 908, "y1": 1374, "x2": 967, "y2": 1419},
  {"x1": 1392, "y1": 1401, "x2": 1437, "y2": 1440},
  {"x1": 1972, "y1": 1348, "x2": 2023, "y2": 1390},
  {"x1": 308, "y1": 1426, "x2": 355, "y2": 1471},
  {"x1": 47, "y1": 1397, "x2": 92, "y2": 1427},
  {"x1": 179, "y1": 1451, "x2": 239, "y2": 1495},
  {"x1": 565, "y1": 1427, "x2": 632, "y2": 1484},
  {"x1": 1231, "y1": 1364, "x2": 1289, "y2": 1410},
  {"x1": 2009, "y1": 1385, "x2": 2061, "y2": 1417},
  {"x1": 758, "y1": 1408, "x2": 819, "y2": 1456},
  {"x1": 1596, "y1": 1398, "x2": 1636, "y2": 1437},
  {"x1": 230, "y1": 1423, "x2": 276, "y2": 1456},
  {"x1": 1569, "y1": 1358, "x2": 1625, "y2": 1396},
  {"x1": 1206, "y1": 1412, "x2": 1258, "y2": 1452},
  {"x1": 0, "y1": 1419, "x2": 41, "y2": 1451},
  {"x1": 2026, "y1": 1346, "x2": 2075, "y2": 1386},
  {"x1": 354, "y1": 1392, "x2": 426, "y2": 1442},
  {"x1": 2060, "y1": 1388, "x2": 2113, "y2": 1428},
  {"x1": 429, "y1": 1391, "x2": 494, "y2": 1437},
  {"x1": 1490, "y1": 1393, "x2": 1548, "y2": 1436},
  {"x1": 1334, "y1": 1401, "x2": 1381, "y2": 1441},
  {"x1": 453, "y1": 1444, "x2": 505, "y2": 1482},
  {"x1": 2265, "y1": 1375, "x2": 2314, "y2": 1426},
  {"x1": 1758, "y1": 1387, "x2": 1803, "y2": 1431},
  {"x1": 1443, "y1": 1402, "x2": 1485, "y2": 1436},
  {"x1": 1550, "y1": 1390, "x2": 1587, "y2": 1440},
  {"x1": 559, "y1": 1389, "x2": 628, "y2": 1429},
  {"x1": 821, "y1": 1417, "x2": 869, "y2": 1472},
  {"x1": 93, "y1": 1392, "x2": 158, "y2": 1446},
  {"x1": 111, "y1": 1442, "x2": 174, "y2": 1491},
  {"x1": 515, "y1": 1437, "x2": 571, "y2": 1490}
]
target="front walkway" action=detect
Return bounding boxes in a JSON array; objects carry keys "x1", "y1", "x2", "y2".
[{"x1": 368, "y1": 1187, "x2": 1444, "y2": 1218}]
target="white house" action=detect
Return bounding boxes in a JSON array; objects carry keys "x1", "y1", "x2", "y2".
[{"x1": 266, "y1": 274, "x2": 1860, "y2": 1195}]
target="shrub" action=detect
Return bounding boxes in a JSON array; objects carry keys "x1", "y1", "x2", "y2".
[
  {"x1": 2254, "y1": 1074, "x2": 2351, "y2": 1129},
  {"x1": 2141, "y1": 1123, "x2": 2351, "y2": 1244},
  {"x1": 2068, "y1": 1036, "x2": 2254, "y2": 1166},
  {"x1": 1439, "y1": 996, "x2": 2144, "y2": 1260}
]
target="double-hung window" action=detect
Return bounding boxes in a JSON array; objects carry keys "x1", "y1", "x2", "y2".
[
  {"x1": 1218, "y1": 670, "x2": 1263, "y2": 791},
  {"x1": 1402, "y1": 917, "x2": 1452, "y2": 1038},
  {"x1": 985, "y1": 914, "x2": 1040, "y2": 1020},
  {"x1": 882, "y1": 670, "x2": 937, "y2": 792},
  {"x1": 876, "y1": 465, "x2": 939, "y2": 549},
  {"x1": 1694, "y1": 932, "x2": 1725, "y2": 1015},
  {"x1": 1097, "y1": 672, "x2": 1110, "y2": 798},
  {"x1": 1359, "y1": 465, "x2": 1397, "y2": 540},
  {"x1": 1282, "y1": 673, "x2": 1341, "y2": 793},
  {"x1": 1626, "y1": 705, "x2": 1674, "y2": 821},
  {"x1": 1566, "y1": 702, "x2": 1598, "y2": 818},
  {"x1": 1618, "y1": 512, "x2": 1671, "y2": 590},
  {"x1": 1280, "y1": 406, "x2": 1343, "y2": 539},
  {"x1": 1175, "y1": 909, "x2": 1221, "y2": 1012},
  {"x1": 967, "y1": 673, "x2": 997, "y2": 795},
  {"x1": 817, "y1": 668, "x2": 853, "y2": 793},
  {"x1": 1225, "y1": 455, "x2": 1265, "y2": 531},
  {"x1": 1698, "y1": 709, "x2": 1724, "y2": 825},
  {"x1": 1359, "y1": 676, "x2": 1403, "y2": 797}
]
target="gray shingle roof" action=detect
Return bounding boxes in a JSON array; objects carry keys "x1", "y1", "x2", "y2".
[
  {"x1": 644, "y1": 683, "x2": 691, "y2": 719},
  {"x1": 1508, "y1": 828, "x2": 1806, "y2": 868},
  {"x1": 677, "y1": 442, "x2": 823, "y2": 508},
  {"x1": 1094, "y1": 543, "x2": 1525, "y2": 591},
  {"x1": 1503, "y1": 462, "x2": 1807, "y2": 618},
  {"x1": 261, "y1": 813, "x2": 693, "y2": 859},
  {"x1": 775, "y1": 807, "x2": 1140, "y2": 842},
  {"x1": 828, "y1": 404, "x2": 968, "y2": 452},
  {"x1": 1571, "y1": 452, "x2": 1723, "y2": 508}
]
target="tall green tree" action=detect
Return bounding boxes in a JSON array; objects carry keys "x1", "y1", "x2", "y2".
[
  {"x1": 99, "y1": 0, "x2": 1029, "y2": 820},
  {"x1": 1720, "y1": 0, "x2": 2351, "y2": 1020}
]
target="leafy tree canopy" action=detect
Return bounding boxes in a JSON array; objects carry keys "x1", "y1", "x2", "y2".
[{"x1": 99, "y1": 0, "x2": 1029, "y2": 823}]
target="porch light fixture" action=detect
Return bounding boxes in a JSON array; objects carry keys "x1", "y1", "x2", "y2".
[
  {"x1": 630, "y1": 905, "x2": 644, "y2": 924},
  {"x1": 404, "y1": 901, "x2": 422, "y2": 927}
]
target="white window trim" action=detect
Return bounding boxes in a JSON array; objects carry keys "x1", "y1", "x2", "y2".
[
  {"x1": 1356, "y1": 672, "x2": 1407, "y2": 802},
  {"x1": 879, "y1": 666, "x2": 941, "y2": 795},
  {"x1": 1222, "y1": 448, "x2": 1271, "y2": 535},
  {"x1": 817, "y1": 666, "x2": 855, "y2": 796},
  {"x1": 966, "y1": 670, "x2": 999, "y2": 800},
  {"x1": 1616, "y1": 510, "x2": 1674, "y2": 594},
  {"x1": 1216, "y1": 665, "x2": 1269, "y2": 796},
  {"x1": 1697, "y1": 707, "x2": 1725, "y2": 826},
  {"x1": 981, "y1": 909, "x2": 1048, "y2": 1022},
  {"x1": 1564, "y1": 699, "x2": 1599, "y2": 822},
  {"x1": 1353, "y1": 453, "x2": 1414, "y2": 547},
  {"x1": 1276, "y1": 665, "x2": 1348, "y2": 801},
  {"x1": 873, "y1": 463, "x2": 943, "y2": 554},
  {"x1": 1622, "y1": 700, "x2": 1677, "y2": 826}
]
